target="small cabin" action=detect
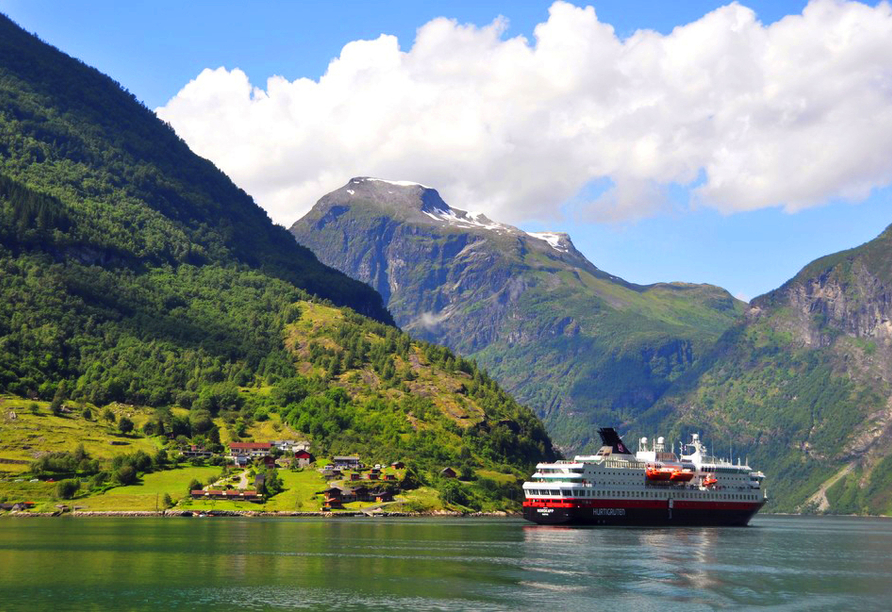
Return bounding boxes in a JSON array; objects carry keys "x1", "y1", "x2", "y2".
[{"x1": 373, "y1": 490, "x2": 394, "y2": 503}]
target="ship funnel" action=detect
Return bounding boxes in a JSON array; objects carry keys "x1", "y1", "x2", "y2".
[{"x1": 597, "y1": 428, "x2": 634, "y2": 455}]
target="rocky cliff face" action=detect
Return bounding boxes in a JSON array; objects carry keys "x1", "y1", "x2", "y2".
[
  {"x1": 650, "y1": 224, "x2": 892, "y2": 513},
  {"x1": 291, "y1": 178, "x2": 745, "y2": 452}
]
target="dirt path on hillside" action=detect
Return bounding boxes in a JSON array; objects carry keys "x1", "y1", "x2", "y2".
[{"x1": 803, "y1": 462, "x2": 855, "y2": 512}]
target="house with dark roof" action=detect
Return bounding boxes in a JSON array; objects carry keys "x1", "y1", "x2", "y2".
[
  {"x1": 190, "y1": 489, "x2": 263, "y2": 502},
  {"x1": 321, "y1": 486, "x2": 345, "y2": 508},
  {"x1": 371, "y1": 489, "x2": 395, "y2": 503},
  {"x1": 332, "y1": 456, "x2": 361, "y2": 469},
  {"x1": 182, "y1": 445, "x2": 213, "y2": 459}
]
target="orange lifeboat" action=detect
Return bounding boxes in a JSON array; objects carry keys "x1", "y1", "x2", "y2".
[
  {"x1": 702, "y1": 475, "x2": 718, "y2": 487},
  {"x1": 645, "y1": 465, "x2": 674, "y2": 481},
  {"x1": 670, "y1": 469, "x2": 694, "y2": 482}
]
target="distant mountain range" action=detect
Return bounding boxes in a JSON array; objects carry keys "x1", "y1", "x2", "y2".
[
  {"x1": 290, "y1": 178, "x2": 746, "y2": 452},
  {"x1": 291, "y1": 178, "x2": 892, "y2": 514}
]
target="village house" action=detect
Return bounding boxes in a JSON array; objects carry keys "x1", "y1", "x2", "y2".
[
  {"x1": 294, "y1": 449, "x2": 315, "y2": 467},
  {"x1": 320, "y1": 465, "x2": 343, "y2": 478},
  {"x1": 390, "y1": 461, "x2": 405, "y2": 469},
  {"x1": 321, "y1": 486, "x2": 346, "y2": 507},
  {"x1": 229, "y1": 442, "x2": 272, "y2": 459},
  {"x1": 440, "y1": 467, "x2": 457, "y2": 479},
  {"x1": 332, "y1": 456, "x2": 362, "y2": 469},
  {"x1": 320, "y1": 485, "x2": 372, "y2": 505},
  {"x1": 372, "y1": 489, "x2": 395, "y2": 503},
  {"x1": 182, "y1": 445, "x2": 213, "y2": 459},
  {"x1": 190, "y1": 489, "x2": 263, "y2": 502},
  {"x1": 271, "y1": 440, "x2": 311, "y2": 454}
]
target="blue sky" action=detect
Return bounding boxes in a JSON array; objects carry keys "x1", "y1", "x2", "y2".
[{"x1": 1, "y1": 0, "x2": 889, "y2": 301}]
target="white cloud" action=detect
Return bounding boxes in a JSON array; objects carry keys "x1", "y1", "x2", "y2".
[{"x1": 157, "y1": 0, "x2": 892, "y2": 225}]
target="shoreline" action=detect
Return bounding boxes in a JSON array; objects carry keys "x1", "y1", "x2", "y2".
[
  {"x1": 2, "y1": 509, "x2": 520, "y2": 518},
  {"x1": 6, "y1": 511, "x2": 892, "y2": 520}
]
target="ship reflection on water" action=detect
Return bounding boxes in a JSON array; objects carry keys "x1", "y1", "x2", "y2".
[{"x1": 519, "y1": 522, "x2": 776, "y2": 607}]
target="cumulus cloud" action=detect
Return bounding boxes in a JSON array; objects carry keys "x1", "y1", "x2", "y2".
[{"x1": 157, "y1": 0, "x2": 892, "y2": 225}]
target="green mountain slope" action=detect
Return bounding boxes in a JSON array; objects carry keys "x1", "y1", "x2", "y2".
[
  {"x1": 0, "y1": 14, "x2": 389, "y2": 323},
  {"x1": 0, "y1": 13, "x2": 555, "y2": 507},
  {"x1": 290, "y1": 178, "x2": 746, "y2": 452},
  {"x1": 0, "y1": 13, "x2": 391, "y2": 406},
  {"x1": 644, "y1": 224, "x2": 892, "y2": 514}
]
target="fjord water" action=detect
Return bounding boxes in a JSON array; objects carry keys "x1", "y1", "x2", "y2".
[{"x1": 1, "y1": 516, "x2": 890, "y2": 611}]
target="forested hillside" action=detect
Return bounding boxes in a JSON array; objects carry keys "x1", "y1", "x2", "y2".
[
  {"x1": 0, "y1": 14, "x2": 389, "y2": 321},
  {"x1": 0, "y1": 12, "x2": 556, "y2": 510},
  {"x1": 0, "y1": 13, "x2": 390, "y2": 406}
]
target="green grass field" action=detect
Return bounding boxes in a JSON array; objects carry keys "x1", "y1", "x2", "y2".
[
  {"x1": 183, "y1": 467, "x2": 329, "y2": 512},
  {"x1": 0, "y1": 398, "x2": 160, "y2": 472},
  {"x1": 75, "y1": 466, "x2": 222, "y2": 511},
  {"x1": 261, "y1": 469, "x2": 327, "y2": 511}
]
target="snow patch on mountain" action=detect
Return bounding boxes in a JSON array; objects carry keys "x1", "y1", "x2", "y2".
[
  {"x1": 527, "y1": 231, "x2": 569, "y2": 253},
  {"x1": 422, "y1": 208, "x2": 510, "y2": 233},
  {"x1": 362, "y1": 177, "x2": 431, "y2": 189}
]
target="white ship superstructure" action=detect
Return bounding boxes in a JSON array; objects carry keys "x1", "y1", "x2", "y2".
[{"x1": 522, "y1": 428, "x2": 766, "y2": 526}]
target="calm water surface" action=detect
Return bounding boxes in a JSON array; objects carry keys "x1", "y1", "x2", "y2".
[{"x1": 1, "y1": 515, "x2": 890, "y2": 611}]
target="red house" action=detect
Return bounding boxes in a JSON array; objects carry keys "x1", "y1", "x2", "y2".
[{"x1": 294, "y1": 450, "x2": 315, "y2": 467}]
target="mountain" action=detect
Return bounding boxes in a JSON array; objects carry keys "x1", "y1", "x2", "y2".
[
  {"x1": 290, "y1": 177, "x2": 746, "y2": 452},
  {"x1": 0, "y1": 13, "x2": 555, "y2": 508},
  {"x1": 645, "y1": 224, "x2": 892, "y2": 514},
  {"x1": 0, "y1": 15, "x2": 390, "y2": 324}
]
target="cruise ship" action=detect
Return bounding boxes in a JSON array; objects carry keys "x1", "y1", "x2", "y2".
[{"x1": 522, "y1": 428, "x2": 766, "y2": 526}]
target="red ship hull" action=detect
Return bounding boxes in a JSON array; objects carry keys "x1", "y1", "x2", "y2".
[{"x1": 522, "y1": 498, "x2": 764, "y2": 527}]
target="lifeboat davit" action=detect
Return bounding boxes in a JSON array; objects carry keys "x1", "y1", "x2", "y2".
[
  {"x1": 645, "y1": 465, "x2": 675, "y2": 481},
  {"x1": 670, "y1": 469, "x2": 694, "y2": 482}
]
